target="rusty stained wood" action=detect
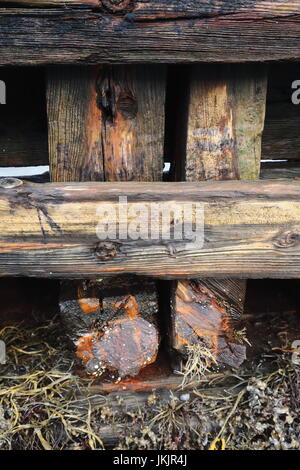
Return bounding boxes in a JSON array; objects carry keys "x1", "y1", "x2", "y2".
[
  {"x1": 0, "y1": 8, "x2": 299, "y2": 65},
  {"x1": 60, "y1": 278, "x2": 160, "y2": 378},
  {"x1": 48, "y1": 64, "x2": 166, "y2": 378},
  {"x1": 1, "y1": 179, "x2": 300, "y2": 278},
  {"x1": 47, "y1": 65, "x2": 166, "y2": 182},
  {"x1": 183, "y1": 64, "x2": 267, "y2": 181},
  {"x1": 99, "y1": 65, "x2": 166, "y2": 181}
]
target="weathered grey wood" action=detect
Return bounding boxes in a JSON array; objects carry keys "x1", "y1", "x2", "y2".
[
  {"x1": 170, "y1": 64, "x2": 267, "y2": 369},
  {"x1": 184, "y1": 64, "x2": 267, "y2": 181},
  {"x1": 1, "y1": 180, "x2": 300, "y2": 278},
  {"x1": 1, "y1": 0, "x2": 299, "y2": 18},
  {"x1": 0, "y1": 9, "x2": 299, "y2": 65},
  {"x1": 47, "y1": 66, "x2": 104, "y2": 182}
]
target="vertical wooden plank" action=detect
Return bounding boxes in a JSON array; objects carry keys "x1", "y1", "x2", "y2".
[
  {"x1": 98, "y1": 65, "x2": 166, "y2": 182},
  {"x1": 171, "y1": 64, "x2": 267, "y2": 369},
  {"x1": 47, "y1": 64, "x2": 166, "y2": 379},
  {"x1": 184, "y1": 64, "x2": 267, "y2": 181},
  {"x1": 47, "y1": 66, "x2": 104, "y2": 182}
]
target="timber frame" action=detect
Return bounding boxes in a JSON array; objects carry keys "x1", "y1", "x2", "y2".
[
  {"x1": 1, "y1": 178, "x2": 300, "y2": 279},
  {"x1": 0, "y1": 1, "x2": 299, "y2": 65}
]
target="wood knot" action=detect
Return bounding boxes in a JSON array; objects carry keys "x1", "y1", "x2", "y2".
[
  {"x1": 102, "y1": 0, "x2": 132, "y2": 13},
  {"x1": 94, "y1": 241, "x2": 120, "y2": 261},
  {"x1": 274, "y1": 227, "x2": 300, "y2": 248},
  {"x1": 0, "y1": 177, "x2": 23, "y2": 189}
]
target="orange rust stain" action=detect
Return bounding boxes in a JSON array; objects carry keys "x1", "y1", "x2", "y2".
[
  {"x1": 78, "y1": 298, "x2": 100, "y2": 314},
  {"x1": 114, "y1": 294, "x2": 140, "y2": 319},
  {"x1": 75, "y1": 332, "x2": 99, "y2": 364}
]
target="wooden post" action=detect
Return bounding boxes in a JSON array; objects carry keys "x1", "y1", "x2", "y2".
[
  {"x1": 47, "y1": 64, "x2": 166, "y2": 378},
  {"x1": 171, "y1": 64, "x2": 267, "y2": 368}
]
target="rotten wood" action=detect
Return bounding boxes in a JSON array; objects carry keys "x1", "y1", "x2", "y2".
[
  {"x1": 170, "y1": 64, "x2": 267, "y2": 368},
  {"x1": 1, "y1": 180, "x2": 300, "y2": 278},
  {"x1": 60, "y1": 278, "x2": 160, "y2": 378},
  {"x1": 171, "y1": 279, "x2": 247, "y2": 368},
  {"x1": 0, "y1": 9, "x2": 299, "y2": 65},
  {"x1": 183, "y1": 64, "x2": 267, "y2": 181}
]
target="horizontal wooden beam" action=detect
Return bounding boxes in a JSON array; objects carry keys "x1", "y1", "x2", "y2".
[
  {"x1": 0, "y1": 7, "x2": 299, "y2": 65},
  {"x1": 1, "y1": 178, "x2": 300, "y2": 279},
  {"x1": 1, "y1": 0, "x2": 299, "y2": 17}
]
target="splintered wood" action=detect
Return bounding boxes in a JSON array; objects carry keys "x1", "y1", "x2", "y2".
[
  {"x1": 60, "y1": 278, "x2": 159, "y2": 378},
  {"x1": 171, "y1": 279, "x2": 247, "y2": 368}
]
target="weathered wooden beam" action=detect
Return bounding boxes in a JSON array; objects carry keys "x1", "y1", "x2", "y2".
[
  {"x1": 0, "y1": 8, "x2": 299, "y2": 65},
  {"x1": 170, "y1": 64, "x2": 267, "y2": 369},
  {"x1": 46, "y1": 65, "x2": 165, "y2": 182},
  {"x1": 47, "y1": 66, "x2": 104, "y2": 182},
  {"x1": 1, "y1": 0, "x2": 299, "y2": 18},
  {"x1": 1, "y1": 179, "x2": 300, "y2": 278},
  {"x1": 48, "y1": 65, "x2": 166, "y2": 378}
]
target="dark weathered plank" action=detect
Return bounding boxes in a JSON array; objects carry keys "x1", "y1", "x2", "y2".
[
  {"x1": 0, "y1": 9, "x2": 299, "y2": 65},
  {"x1": 47, "y1": 66, "x2": 104, "y2": 182},
  {"x1": 260, "y1": 162, "x2": 300, "y2": 179},
  {"x1": 1, "y1": 179, "x2": 300, "y2": 278},
  {"x1": 183, "y1": 64, "x2": 267, "y2": 181},
  {"x1": 1, "y1": 0, "x2": 299, "y2": 18},
  {"x1": 262, "y1": 63, "x2": 300, "y2": 161}
]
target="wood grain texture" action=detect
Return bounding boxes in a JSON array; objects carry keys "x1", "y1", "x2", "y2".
[
  {"x1": 1, "y1": 180, "x2": 300, "y2": 278},
  {"x1": 184, "y1": 64, "x2": 267, "y2": 181},
  {"x1": 1, "y1": 0, "x2": 299, "y2": 18},
  {"x1": 47, "y1": 65, "x2": 165, "y2": 182},
  {"x1": 47, "y1": 66, "x2": 104, "y2": 182},
  {"x1": 99, "y1": 65, "x2": 166, "y2": 181},
  {"x1": 0, "y1": 9, "x2": 299, "y2": 65}
]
